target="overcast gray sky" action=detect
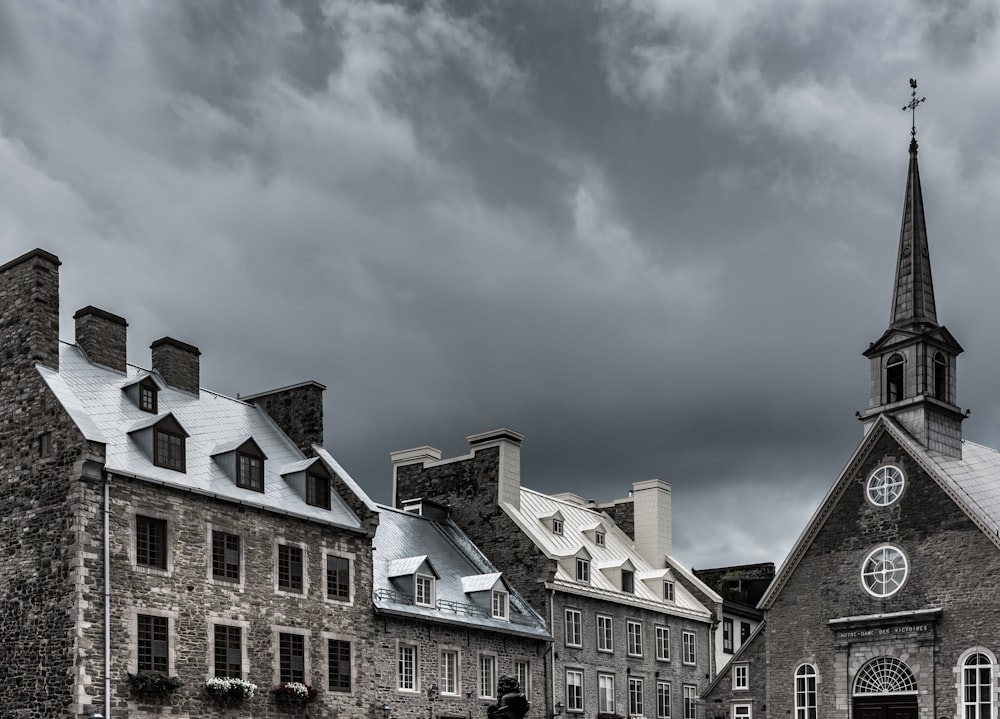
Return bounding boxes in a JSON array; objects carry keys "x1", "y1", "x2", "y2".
[{"x1": 3, "y1": 0, "x2": 1000, "y2": 571}]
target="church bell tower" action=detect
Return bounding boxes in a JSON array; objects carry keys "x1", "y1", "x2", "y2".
[{"x1": 859, "y1": 81, "x2": 965, "y2": 457}]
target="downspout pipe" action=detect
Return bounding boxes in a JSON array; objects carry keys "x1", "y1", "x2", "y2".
[{"x1": 103, "y1": 471, "x2": 111, "y2": 719}]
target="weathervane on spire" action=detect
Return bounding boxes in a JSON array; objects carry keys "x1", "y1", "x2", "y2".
[{"x1": 902, "y1": 78, "x2": 925, "y2": 151}]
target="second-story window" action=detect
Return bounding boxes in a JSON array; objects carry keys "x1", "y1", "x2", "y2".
[
  {"x1": 136, "y1": 515, "x2": 167, "y2": 569},
  {"x1": 627, "y1": 620, "x2": 643, "y2": 657},
  {"x1": 211, "y1": 531, "x2": 240, "y2": 582},
  {"x1": 565, "y1": 609, "x2": 582, "y2": 647},
  {"x1": 682, "y1": 631, "x2": 696, "y2": 665},
  {"x1": 327, "y1": 555, "x2": 351, "y2": 601},
  {"x1": 278, "y1": 544, "x2": 304, "y2": 593},
  {"x1": 723, "y1": 618, "x2": 734, "y2": 653}
]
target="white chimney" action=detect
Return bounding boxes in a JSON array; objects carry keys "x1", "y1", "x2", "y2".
[{"x1": 631, "y1": 479, "x2": 672, "y2": 566}]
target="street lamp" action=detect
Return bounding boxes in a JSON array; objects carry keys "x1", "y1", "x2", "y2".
[
  {"x1": 554, "y1": 701, "x2": 565, "y2": 717},
  {"x1": 381, "y1": 703, "x2": 392, "y2": 719}
]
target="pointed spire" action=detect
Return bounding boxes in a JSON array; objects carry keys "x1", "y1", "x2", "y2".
[{"x1": 890, "y1": 80, "x2": 937, "y2": 329}]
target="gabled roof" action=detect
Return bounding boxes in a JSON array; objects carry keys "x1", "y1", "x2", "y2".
[
  {"x1": 700, "y1": 620, "x2": 767, "y2": 696},
  {"x1": 372, "y1": 505, "x2": 550, "y2": 640},
  {"x1": 761, "y1": 414, "x2": 1000, "y2": 608},
  {"x1": 387, "y1": 555, "x2": 436, "y2": 579},
  {"x1": 38, "y1": 343, "x2": 368, "y2": 530},
  {"x1": 121, "y1": 371, "x2": 165, "y2": 390},
  {"x1": 501, "y1": 487, "x2": 713, "y2": 621}
]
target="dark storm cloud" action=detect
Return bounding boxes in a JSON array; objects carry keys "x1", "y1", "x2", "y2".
[{"x1": 2, "y1": 0, "x2": 1000, "y2": 570}]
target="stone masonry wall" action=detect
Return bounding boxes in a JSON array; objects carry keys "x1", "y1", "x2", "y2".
[
  {"x1": 375, "y1": 615, "x2": 547, "y2": 719},
  {"x1": 247, "y1": 382, "x2": 325, "y2": 457},
  {"x1": 702, "y1": 627, "x2": 767, "y2": 719}
]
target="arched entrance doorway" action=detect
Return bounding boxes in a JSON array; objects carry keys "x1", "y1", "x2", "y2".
[{"x1": 852, "y1": 657, "x2": 918, "y2": 719}]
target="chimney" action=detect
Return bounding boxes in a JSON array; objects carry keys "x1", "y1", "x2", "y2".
[
  {"x1": 631, "y1": 479, "x2": 672, "y2": 566},
  {"x1": 74, "y1": 306, "x2": 127, "y2": 372},
  {"x1": 391, "y1": 446, "x2": 444, "y2": 506},
  {"x1": 243, "y1": 381, "x2": 325, "y2": 456},
  {"x1": 150, "y1": 337, "x2": 200, "y2": 394},
  {"x1": 467, "y1": 428, "x2": 524, "y2": 510},
  {"x1": 0, "y1": 248, "x2": 61, "y2": 379}
]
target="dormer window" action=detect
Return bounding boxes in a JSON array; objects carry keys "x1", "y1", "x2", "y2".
[
  {"x1": 576, "y1": 557, "x2": 590, "y2": 583},
  {"x1": 622, "y1": 569, "x2": 635, "y2": 593},
  {"x1": 663, "y1": 580, "x2": 675, "y2": 602},
  {"x1": 552, "y1": 518, "x2": 564, "y2": 535},
  {"x1": 139, "y1": 379, "x2": 158, "y2": 413},
  {"x1": 237, "y1": 451, "x2": 264, "y2": 492},
  {"x1": 156, "y1": 427, "x2": 185, "y2": 471},
  {"x1": 491, "y1": 590, "x2": 509, "y2": 620},
  {"x1": 595, "y1": 530, "x2": 606, "y2": 547},
  {"x1": 415, "y1": 573, "x2": 435, "y2": 607},
  {"x1": 307, "y1": 473, "x2": 331, "y2": 509}
]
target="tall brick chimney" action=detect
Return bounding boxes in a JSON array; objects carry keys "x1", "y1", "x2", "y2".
[
  {"x1": 150, "y1": 337, "x2": 200, "y2": 394},
  {"x1": 467, "y1": 428, "x2": 523, "y2": 510},
  {"x1": 631, "y1": 479, "x2": 672, "y2": 567},
  {"x1": 0, "y1": 249, "x2": 61, "y2": 380},
  {"x1": 74, "y1": 306, "x2": 127, "y2": 372},
  {"x1": 244, "y1": 381, "x2": 325, "y2": 456}
]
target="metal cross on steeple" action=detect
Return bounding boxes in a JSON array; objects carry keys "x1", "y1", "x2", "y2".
[{"x1": 902, "y1": 78, "x2": 926, "y2": 149}]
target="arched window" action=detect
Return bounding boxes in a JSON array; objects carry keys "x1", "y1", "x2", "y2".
[
  {"x1": 962, "y1": 652, "x2": 993, "y2": 719},
  {"x1": 795, "y1": 664, "x2": 817, "y2": 719},
  {"x1": 853, "y1": 657, "x2": 917, "y2": 695},
  {"x1": 933, "y1": 352, "x2": 948, "y2": 401},
  {"x1": 886, "y1": 354, "x2": 905, "y2": 404}
]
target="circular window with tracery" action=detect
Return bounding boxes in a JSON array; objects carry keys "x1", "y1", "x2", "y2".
[
  {"x1": 861, "y1": 545, "x2": 908, "y2": 598},
  {"x1": 866, "y1": 465, "x2": 905, "y2": 507},
  {"x1": 853, "y1": 656, "x2": 917, "y2": 695}
]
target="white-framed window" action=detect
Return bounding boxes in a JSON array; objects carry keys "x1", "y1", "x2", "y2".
[
  {"x1": 566, "y1": 669, "x2": 584, "y2": 712},
  {"x1": 565, "y1": 608, "x2": 583, "y2": 647},
  {"x1": 733, "y1": 664, "x2": 748, "y2": 690},
  {"x1": 595, "y1": 530, "x2": 606, "y2": 546},
  {"x1": 866, "y1": 465, "x2": 905, "y2": 507},
  {"x1": 599, "y1": 673, "x2": 616, "y2": 714},
  {"x1": 415, "y1": 573, "x2": 435, "y2": 607},
  {"x1": 492, "y1": 589, "x2": 509, "y2": 620},
  {"x1": 576, "y1": 557, "x2": 590, "y2": 583},
  {"x1": 733, "y1": 704, "x2": 751, "y2": 719},
  {"x1": 683, "y1": 685, "x2": 697, "y2": 719},
  {"x1": 961, "y1": 651, "x2": 994, "y2": 719},
  {"x1": 655, "y1": 625, "x2": 670, "y2": 661},
  {"x1": 622, "y1": 569, "x2": 635, "y2": 593},
  {"x1": 723, "y1": 617, "x2": 734, "y2": 653},
  {"x1": 552, "y1": 517, "x2": 564, "y2": 535},
  {"x1": 397, "y1": 643, "x2": 418, "y2": 692},
  {"x1": 597, "y1": 614, "x2": 613, "y2": 653},
  {"x1": 629, "y1": 677, "x2": 645, "y2": 718},
  {"x1": 657, "y1": 680, "x2": 671, "y2": 719},
  {"x1": 479, "y1": 653, "x2": 497, "y2": 699},
  {"x1": 440, "y1": 649, "x2": 459, "y2": 695},
  {"x1": 627, "y1": 620, "x2": 643, "y2": 656},
  {"x1": 794, "y1": 664, "x2": 816, "y2": 719},
  {"x1": 682, "y1": 631, "x2": 696, "y2": 665},
  {"x1": 860, "y1": 544, "x2": 908, "y2": 598},
  {"x1": 664, "y1": 580, "x2": 675, "y2": 602},
  {"x1": 515, "y1": 660, "x2": 530, "y2": 694}
]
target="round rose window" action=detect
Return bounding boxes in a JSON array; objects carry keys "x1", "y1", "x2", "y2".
[
  {"x1": 861, "y1": 545, "x2": 908, "y2": 598},
  {"x1": 866, "y1": 465, "x2": 905, "y2": 507}
]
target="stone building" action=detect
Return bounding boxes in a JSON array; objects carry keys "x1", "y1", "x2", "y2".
[
  {"x1": 372, "y1": 500, "x2": 550, "y2": 719},
  {"x1": 691, "y1": 564, "x2": 772, "y2": 672},
  {"x1": 391, "y1": 430, "x2": 718, "y2": 719},
  {"x1": 705, "y1": 128, "x2": 1000, "y2": 719},
  {"x1": 0, "y1": 248, "x2": 379, "y2": 718}
]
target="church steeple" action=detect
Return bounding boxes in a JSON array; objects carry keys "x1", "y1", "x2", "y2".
[{"x1": 860, "y1": 80, "x2": 965, "y2": 457}]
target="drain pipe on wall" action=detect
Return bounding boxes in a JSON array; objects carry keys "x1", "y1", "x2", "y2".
[{"x1": 102, "y1": 471, "x2": 111, "y2": 719}]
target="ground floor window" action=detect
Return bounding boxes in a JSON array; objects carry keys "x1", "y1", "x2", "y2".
[
  {"x1": 630, "y1": 677, "x2": 645, "y2": 718},
  {"x1": 733, "y1": 704, "x2": 751, "y2": 719},
  {"x1": 599, "y1": 674, "x2": 616, "y2": 714},
  {"x1": 656, "y1": 680, "x2": 671, "y2": 719},
  {"x1": 963, "y1": 652, "x2": 994, "y2": 719},
  {"x1": 683, "y1": 684, "x2": 697, "y2": 719},
  {"x1": 795, "y1": 664, "x2": 817, "y2": 719}
]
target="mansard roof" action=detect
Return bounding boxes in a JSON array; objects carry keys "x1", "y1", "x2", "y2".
[
  {"x1": 38, "y1": 342, "x2": 368, "y2": 530},
  {"x1": 760, "y1": 414, "x2": 1000, "y2": 609},
  {"x1": 372, "y1": 505, "x2": 551, "y2": 640}
]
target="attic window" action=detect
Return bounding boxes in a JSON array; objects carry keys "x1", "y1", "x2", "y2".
[
  {"x1": 595, "y1": 531, "x2": 606, "y2": 547},
  {"x1": 552, "y1": 518, "x2": 564, "y2": 535},
  {"x1": 237, "y1": 451, "x2": 264, "y2": 492},
  {"x1": 622, "y1": 569, "x2": 635, "y2": 594},
  {"x1": 307, "y1": 474, "x2": 331, "y2": 509},
  {"x1": 576, "y1": 558, "x2": 590, "y2": 583},
  {"x1": 155, "y1": 427, "x2": 185, "y2": 472},
  {"x1": 139, "y1": 379, "x2": 158, "y2": 413},
  {"x1": 491, "y1": 590, "x2": 509, "y2": 620},
  {"x1": 415, "y1": 574, "x2": 435, "y2": 607},
  {"x1": 663, "y1": 580, "x2": 675, "y2": 602}
]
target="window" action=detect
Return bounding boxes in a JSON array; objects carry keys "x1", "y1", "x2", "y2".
[
  {"x1": 565, "y1": 609, "x2": 582, "y2": 647},
  {"x1": 663, "y1": 580, "x2": 675, "y2": 602},
  {"x1": 212, "y1": 531, "x2": 240, "y2": 582},
  {"x1": 682, "y1": 631, "x2": 696, "y2": 665},
  {"x1": 597, "y1": 614, "x2": 613, "y2": 653},
  {"x1": 934, "y1": 352, "x2": 948, "y2": 400},
  {"x1": 886, "y1": 353, "x2": 904, "y2": 403},
  {"x1": 657, "y1": 681, "x2": 671, "y2": 719},
  {"x1": 307, "y1": 473, "x2": 331, "y2": 509},
  {"x1": 480, "y1": 654, "x2": 497, "y2": 699},
  {"x1": 866, "y1": 465, "x2": 905, "y2": 507},
  {"x1": 214, "y1": 625, "x2": 242, "y2": 678},
  {"x1": 629, "y1": 677, "x2": 645, "y2": 718},
  {"x1": 441, "y1": 650, "x2": 459, "y2": 695},
  {"x1": 733, "y1": 704, "x2": 751, "y2": 719},
  {"x1": 237, "y1": 452, "x2": 264, "y2": 492},
  {"x1": 655, "y1": 625, "x2": 670, "y2": 661},
  {"x1": 566, "y1": 669, "x2": 584, "y2": 712},
  {"x1": 136, "y1": 515, "x2": 167, "y2": 569},
  {"x1": 795, "y1": 664, "x2": 817, "y2": 719},
  {"x1": 595, "y1": 530, "x2": 606, "y2": 546},
  {"x1": 327, "y1": 555, "x2": 351, "y2": 601},
  {"x1": 415, "y1": 574, "x2": 435, "y2": 607},
  {"x1": 627, "y1": 620, "x2": 643, "y2": 657},
  {"x1": 278, "y1": 544, "x2": 304, "y2": 593},
  {"x1": 328, "y1": 639, "x2": 351, "y2": 692},
  {"x1": 492, "y1": 590, "x2": 509, "y2": 620},
  {"x1": 962, "y1": 652, "x2": 993, "y2": 719},
  {"x1": 854, "y1": 656, "x2": 915, "y2": 695},
  {"x1": 154, "y1": 427, "x2": 185, "y2": 471},
  {"x1": 38, "y1": 431, "x2": 52, "y2": 458},
  {"x1": 723, "y1": 618, "x2": 734, "y2": 653},
  {"x1": 515, "y1": 660, "x2": 530, "y2": 694},
  {"x1": 279, "y1": 632, "x2": 306, "y2": 684},
  {"x1": 740, "y1": 621, "x2": 751, "y2": 644},
  {"x1": 139, "y1": 379, "x2": 158, "y2": 413},
  {"x1": 861, "y1": 544, "x2": 908, "y2": 598},
  {"x1": 683, "y1": 685, "x2": 697, "y2": 719},
  {"x1": 137, "y1": 614, "x2": 169, "y2": 673},
  {"x1": 622, "y1": 569, "x2": 635, "y2": 593},
  {"x1": 576, "y1": 557, "x2": 590, "y2": 583},
  {"x1": 733, "y1": 664, "x2": 748, "y2": 691},
  {"x1": 599, "y1": 674, "x2": 616, "y2": 714},
  {"x1": 552, "y1": 517, "x2": 564, "y2": 534},
  {"x1": 397, "y1": 644, "x2": 417, "y2": 691}
]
